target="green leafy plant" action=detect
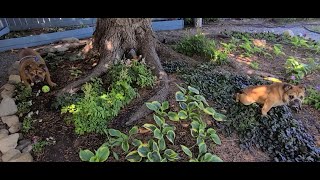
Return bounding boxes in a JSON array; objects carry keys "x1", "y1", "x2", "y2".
[
  {"x1": 304, "y1": 86, "x2": 320, "y2": 110},
  {"x1": 285, "y1": 56, "x2": 310, "y2": 82},
  {"x1": 175, "y1": 32, "x2": 216, "y2": 59},
  {"x1": 181, "y1": 145, "x2": 222, "y2": 162},
  {"x1": 61, "y1": 61, "x2": 155, "y2": 135},
  {"x1": 273, "y1": 44, "x2": 285, "y2": 56},
  {"x1": 290, "y1": 36, "x2": 309, "y2": 48},
  {"x1": 22, "y1": 116, "x2": 33, "y2": 133},
  {"x1": 17, "y1": 101, "x2": 32, "y2": 117},
  {"x1": 80, "y1": 145, "x2": 110, "y2": 162},
  {"x1": 238, "y1": 36, "x2": 263, "y2": 57},
  {"x1": 69, "y1": 66, "x2": 83, "y2": 79},
  {"x1": 79, "y1": 85, "x2": 223, "y2": 162},
  {"x1": 15, "y1": 83, "x2": 33, "y2": 117},
  {"x1": 220, "y1": 41, "x2": 236, "y2": 54},
  {"x1": 129, "y1": 61, "x2": 156, "y2": 88},
  {"x1": 144, "y1": 85, "x2": 224, "y2": 161},
  {"x1": 52, "y1": 93, "x2": 83, "y2": 110},
  {"x1": 250, "y1": 61, "x2": 259, "y2": 70},
  {"x1": 33, "y1": 140, "x2": 49, "y2": 154},
  {"x1": 15, "y1": 83, "x2": 32, "y2": 102}
]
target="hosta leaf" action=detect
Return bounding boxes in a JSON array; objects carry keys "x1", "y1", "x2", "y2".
[
  {"x1": 143, "y1": 124, "x2": 157, "y2": 132},
  {"x1": 206, "y1": 128, "x2": 216, "y2": 135},
  {"x1": 154, "y1": 128, "x2": 162, "y2": 140},
  {"x1": 146, "y1": 101, "x2": 160, "y2": 112},
  {"x1": 129, "y1": 126, "x2": 139, "y2": 136},
  {"x1": 153, "y1": 114, "x2": 164, "y2": 127},
  {"x1": 108, "y1": 129, "x2": 122, "y2": 137},
  {"x1": 168, "y1": 111, "x2": 179, "y2": 121},
  {"x1": 121, "y1": 141, "x2": 130, "y2": 152},
  {"x1": 147, "y1": 151, "x2": 162, "y2": 162},
  {"x1": 137, "y1": 144, "x2": 150, "y2": 157},
  {"x1": 152, "y1": 141, "x2": 159, "y2": 152},
  {"x1": 191, "y1": 128, "x2": 198, "y2": 137},
  {"x1": 178, "y1": 110, "x2": 188, "y2": 120},
  {"x1": 179, "y1": 102, "x2": 187, "y2": 110},
  {"x1": 161, "y1": 101, "x2": 169, "y2": 111},
  {"x1": 188, "y1": 86, "x2": 200, "y2": 94},
  {"x1": 176, "y1": 84, "x2": 187, "y2": 94},
  {"x1": 79, "y1": 149, "x2": 94, "y2": 162},
  {"x1": 188, "y1": 102, "x2": 198, "y2": 110},
  {"x1": 198, "y1": 142, "x2": 207, "y2": 155},
  {"x1": 176, "y1": 91, "x2": 187, "y2": 102},
  {"x1": 191, "y1": 121, "x2": 200, "y2": 130},
  {"x1": 203, "y1": 107, "x2": 216, "y2": 116},
  {"x1": 166, "y1": 130, "x2": 175, "y2": 145},
  {"x1": 132, "y1": 139, "x2": 143, "y2": 147},
  {"x1": 210, "y1": 133, "x2": 221, "y2": 145},
  {"x1": 181, "y1": 145, "x2": 193, "y2": 158},
  {"x1": 201, "y1": 153, "x2": 223, "y2": 162},
  {"x1": 158, "y1": 137, "x2": 166, "y2": 151},
  {"x1": 113, "y1": 151, "x2": 119, "y2": 160},
  {"x1": 164, "y1": 149, "x2": 179, "y2": 161},
  {"x1": 213, "y1": 113, "x2": 227, "y2": 121},
  {"x1": 162, "y1": 126, "x2": 174, "y2": 134},
  {"x1": 96, "y1": 146, "x2": 110, "y2": 162},
  {"x1": 126, "y1": 151, "x2": 142, "y2": 162},
  {"x1": 195, "y1": 96, "x2": 207, "y2": 106}
]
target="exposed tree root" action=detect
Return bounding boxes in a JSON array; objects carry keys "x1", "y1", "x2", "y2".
[{"x1": 155, "y1": 41, "x2": 198, "y2": 66}]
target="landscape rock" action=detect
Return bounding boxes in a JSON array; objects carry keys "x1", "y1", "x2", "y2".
[
  {"x1": 0, "y1": 129, "x2": 9, "y2": 140},
  {"x1": 0, "y1": 83, "x2": 16, "y2": 92},
  {"x1": 0, "y1": 133, "x2": 19, "y2": 153},
  {"x1": 18, "y1": 133, "x2": 23, "y2": 140},
  {"x1": 9, "y1": 122, "x2": 22, "y2": 133},
  {"x1": 1, "y1": 89, "x2": 14, "y2": 99},
  {"x1": 16, "y1": 139, "x2": 32, "y2": 151},
  {"x1": 1, "y1": 115, "x2": 19, "y2": 127},
  {"x1": 1, "y1": 149, "x2": 21, "y2": 162},
  {"x1": 56, "y1": 46, "x2": 69, "y2": 52},
  {"x1": 43, "y1": 47, "x2": 56, "y2": 53},
  {"x1": 8, "y1": 75, "x2": 21, "y2": 84},
  {"x1": 22, "y1": 144, "x2": 33, "y2": 153},
  {"x1": 61, "y1": 37, "x2": 79, "y2": 43},
  {"x1": 0, "y1": 84, "x2": 16, "y2": 99},
  {"x1": 283, "y1": 30, "x2": 294, "y2": 37},
  {"x1": 8, "y1": 152, "x2": 33, "y2": 162},
  {"x1": 0, "y1": 98, "x2": 18, "y2": 117}
]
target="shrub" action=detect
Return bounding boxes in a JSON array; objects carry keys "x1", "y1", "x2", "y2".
[
  {"x1": 61, "y1": 61, "x2": 155, "y2": 135},
  {"x1": 175, "y1": 32, "x2": 216, "y2": 59}
]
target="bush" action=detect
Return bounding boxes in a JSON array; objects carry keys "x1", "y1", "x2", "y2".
[
  {"x1": 61, "y1": 61, "x2": 155, "y2": 135},
  {"x1": 175, "y1": 32, "x2": 216, "y2": 59}
]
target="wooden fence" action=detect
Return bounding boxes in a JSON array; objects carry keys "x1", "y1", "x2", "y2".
[{"x1": 0, "y1": 18, "x2": 184, "y2": 52}]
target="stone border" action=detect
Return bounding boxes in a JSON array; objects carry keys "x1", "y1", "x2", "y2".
[
  {"x1": 0, "y1": 37, "x2": 84, "y2": 162},
  {"x1": 0, "y1": 65, "x2": 33, "y2": 162}
]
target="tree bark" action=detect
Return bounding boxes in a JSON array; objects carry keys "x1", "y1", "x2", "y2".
[{"x1": 56, "y1": 18, "x2": 177, "y2": 125}]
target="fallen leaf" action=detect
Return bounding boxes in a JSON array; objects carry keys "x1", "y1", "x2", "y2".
[{"x1": 138, "y1": 127, "x2": 150, "y2": 134}]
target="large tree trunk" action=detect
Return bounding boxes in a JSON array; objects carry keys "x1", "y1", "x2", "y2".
[{"x1": 57, "y1": 18, "x2": 174, "y2": 125}]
